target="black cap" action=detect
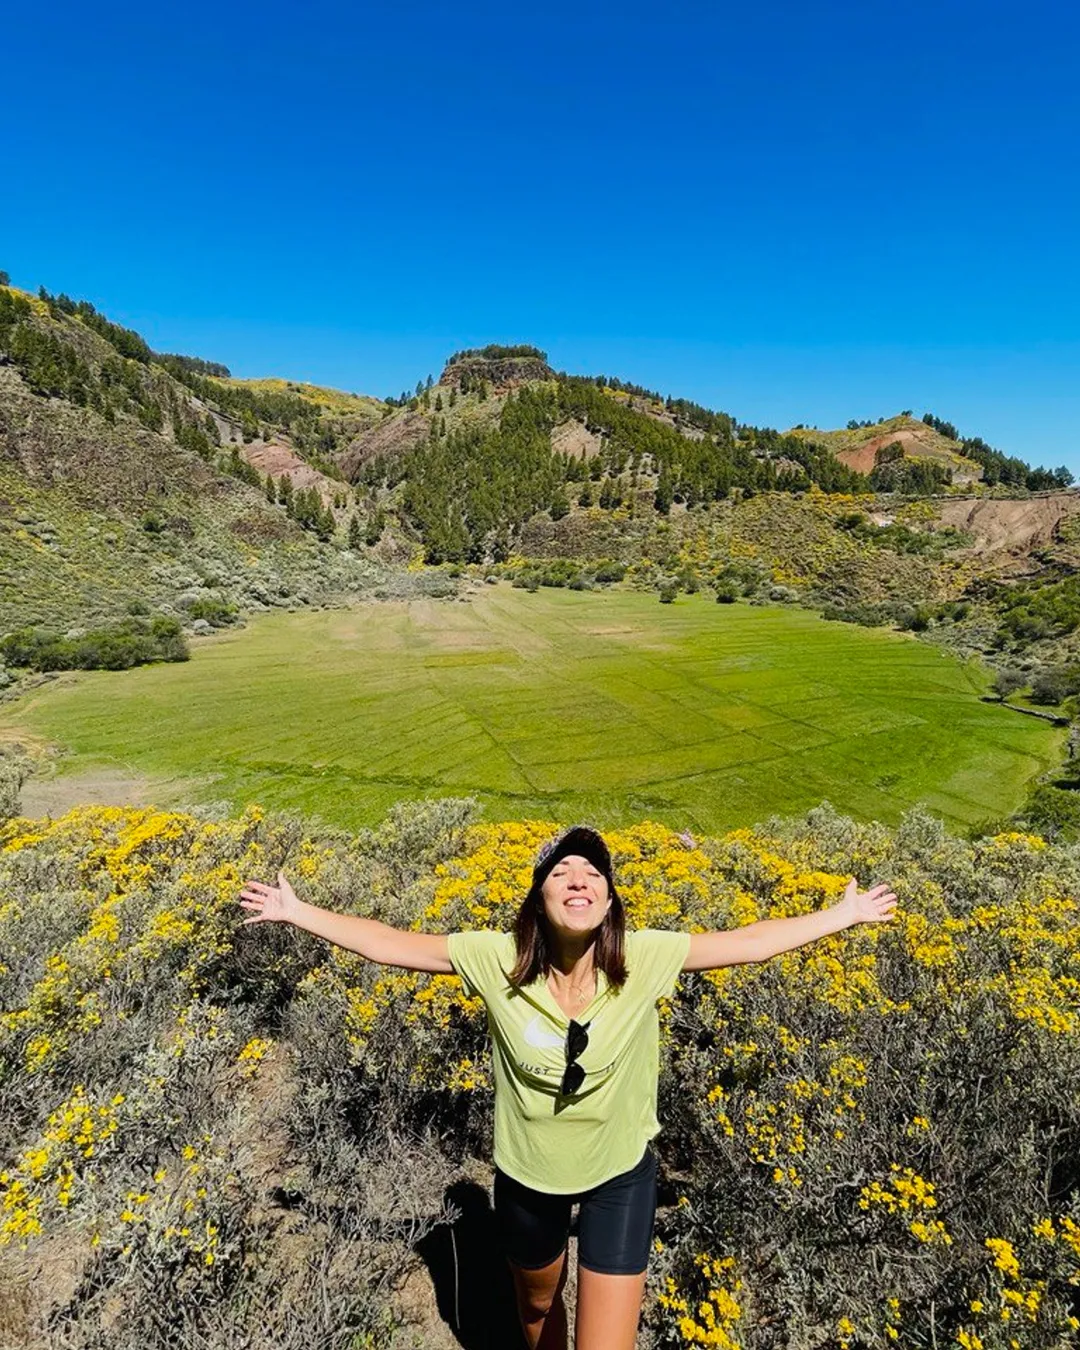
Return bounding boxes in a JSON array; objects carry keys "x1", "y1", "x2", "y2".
[{"x1": 532, "y1": 825, "x2": 614, "y2": 889}]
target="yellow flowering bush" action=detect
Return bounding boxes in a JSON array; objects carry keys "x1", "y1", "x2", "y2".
[
  {"x1": 2, "y1": 796, "x2": 1079, "y2": 1348},
  {"x1": 646, "y1": 807, "x2": 1080, "y2": 1348},
  {"x1": 0, "y1": 798, "x2": 477, "y2": 1348}
]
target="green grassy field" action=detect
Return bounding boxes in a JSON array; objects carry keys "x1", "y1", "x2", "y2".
[{"x1": 1, "y1": 586, "x2": 1064, "y2": 832}]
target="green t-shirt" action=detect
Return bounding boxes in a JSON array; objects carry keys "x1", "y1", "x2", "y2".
[{"x1": 446, "y1": 927, "x2": 691, "y2": 1194}]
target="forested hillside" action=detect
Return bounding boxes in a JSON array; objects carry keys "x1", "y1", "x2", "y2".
[
  {"x1": 4, "y1": 272, "x2": 1080, "y2": 840},
  {"x1": 3, "y1": 275, "x2": 1069, "y2": 593},
  {"x1": 790, "y1": 412, "x2": 1073, "y2": 494},
  {"x1": 0, "y1": 282, "x2": 450, "y2": 659}
]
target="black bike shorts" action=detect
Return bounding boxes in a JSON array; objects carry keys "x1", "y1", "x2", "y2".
[{"x1": 493, "y1": 1143, "x2": 657, "y2": 1276}]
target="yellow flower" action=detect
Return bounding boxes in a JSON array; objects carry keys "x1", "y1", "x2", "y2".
[{"x1": 985, "y1": 1237, "x2": 1020, "y2": 1281}]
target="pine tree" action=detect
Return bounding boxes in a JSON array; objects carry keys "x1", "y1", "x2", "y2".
[
  {"x1": 435, "y1": 392, "x2": 443, "y2": 412},
  {"x1": 265, "y1": 473, "x2": 276, "y2": 502},
  {"x1": 366, "y1": 508, "x2": 385, "y2": 547},
  {"x1": 348, "y1": 513, "x2": 363, "y2": 549}
]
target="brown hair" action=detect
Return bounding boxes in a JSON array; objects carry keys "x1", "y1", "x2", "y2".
[{"x1": 509, "y1": 876, "x2": 628, "y2": 991}]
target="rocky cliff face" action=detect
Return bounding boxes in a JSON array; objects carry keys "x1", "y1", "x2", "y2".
[
  {"x1": 338, "y1": 410, "x2": 431, "y2": 480},
  {"x1": 438, "y1": 353, "x2": 553, "y2": 391}
]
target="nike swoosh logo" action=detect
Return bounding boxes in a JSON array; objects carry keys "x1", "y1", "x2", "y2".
[{"x1": 523, "y1": 1014, "x2": 565, "y2": 1049}]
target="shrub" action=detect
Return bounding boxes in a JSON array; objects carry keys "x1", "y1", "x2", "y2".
[
  {"x1": 0, "y1": 744, "x2": 32, "y2": 821},
  {"x1": 896, "y1": 605, "x2": 932, "y2": 632},
  {"x1": 594, "y1": 561, "x2": 627, "y2": 583},
  {"x1": 0, "y1": 617, "x2": 189, "y2": 671},
  {"x1": 1029, "y1": 667, "x2": 1080, "y2": 706},
  {"x1": 184, "y1": 597, "x2": 238, "y2": 627},
  {"x1": 1020, "y1": 784, "x2": 1080, "y2": 840},
  {"x1": 821, "y1": 603, "x2": 890, "y2": 628},
  {"x1": 993, "y1": 668, "x2": 1027, "y2": 700},
  {"x1": 4, "y1": 803, "x2": 1080, "y2": 1346}
]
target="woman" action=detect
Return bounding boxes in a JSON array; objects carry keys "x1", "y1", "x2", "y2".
[{"x1": 239, "y1": 824, "x2": 896, "y2": 1350}]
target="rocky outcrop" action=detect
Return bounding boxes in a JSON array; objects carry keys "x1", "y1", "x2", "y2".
[{"x1": 438, "y1": 353, "x2": 552, "y2": 391}]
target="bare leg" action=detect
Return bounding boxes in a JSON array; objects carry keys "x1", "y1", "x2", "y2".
[
  {"x1": 507, "y1": 1249, "x2": 569, "y2": 1350},
  {"x1": 575, "y1": 1265, "x2": 648, "y2": 1350}
]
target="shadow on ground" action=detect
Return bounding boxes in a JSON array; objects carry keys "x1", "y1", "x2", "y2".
[{"x1": 414, "y1": 1179, "x2": 527, "y2": 1349}]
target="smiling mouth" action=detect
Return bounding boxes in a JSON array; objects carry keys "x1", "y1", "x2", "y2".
[{"x1": 565, "y1": 899, "x2": 592, "y2": 909}]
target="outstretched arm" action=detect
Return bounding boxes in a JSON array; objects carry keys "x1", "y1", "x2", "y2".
[
  {"x1": 238, "y1": 871, "x2": 454, "y2": 973},
  {"x1": 682, "y1": 879, "x2": 896, "y2": 971}
]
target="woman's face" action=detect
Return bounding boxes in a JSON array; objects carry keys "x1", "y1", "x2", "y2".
[{"x1": 540, "y1": 853, "x2": 611, "y2": 938}]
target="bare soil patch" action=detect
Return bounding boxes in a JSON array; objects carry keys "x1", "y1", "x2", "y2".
[
  {"x1": 938, "y1": 493, "x2": 1080, "y2": 560},
  {"x1": 17, "y1": 766, "x2": 214, "y2": 819},
  {"x1": 551, "y1": 418, "x2": 603, "y2": 460},
  {"x1": 242, "y1": 440, "x2": 339, "y2": 497},
  {"x1": 836, "y1": 429, "x2": 981, "y2": 482}
]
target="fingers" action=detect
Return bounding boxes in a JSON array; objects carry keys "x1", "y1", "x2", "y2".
[
  {"x1": 239, "y1": 875, "x2": 286, "y2": 928},
  {"x1": 847, "y1": 879, "x2": 899, "y2": 923},
  {"x1": 240, "y1": 877, "x2": 284, "y2": 899},
  {"x1": 852, "y1": 883, "x2": 897, "y2": 905}
]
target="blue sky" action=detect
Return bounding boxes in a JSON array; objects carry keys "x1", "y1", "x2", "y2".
[{"x1": 5, "y1": 0, "x2": 1079, "y2": 468}]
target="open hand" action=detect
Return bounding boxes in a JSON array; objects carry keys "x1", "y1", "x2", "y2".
[
  {"x1": 238, "y1": 870, "x2": 301, "y2": 925},
  {"x1": 835, "y1": 878, "x2": 897, "y2": 926}
]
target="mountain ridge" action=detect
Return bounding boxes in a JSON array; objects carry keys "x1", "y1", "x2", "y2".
[{"x1": 2, "y1": 274, "x2": 1077, "y2": 666}]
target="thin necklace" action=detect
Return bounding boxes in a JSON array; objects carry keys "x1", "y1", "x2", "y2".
[{"x1": 549, "y1": 967, "x2": 596, "y2": 1004}]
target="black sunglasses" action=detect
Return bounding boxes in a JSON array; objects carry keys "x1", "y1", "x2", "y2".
[{"x1": 560, "y1": 1019, "x2": 591, "y2": 1096}]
